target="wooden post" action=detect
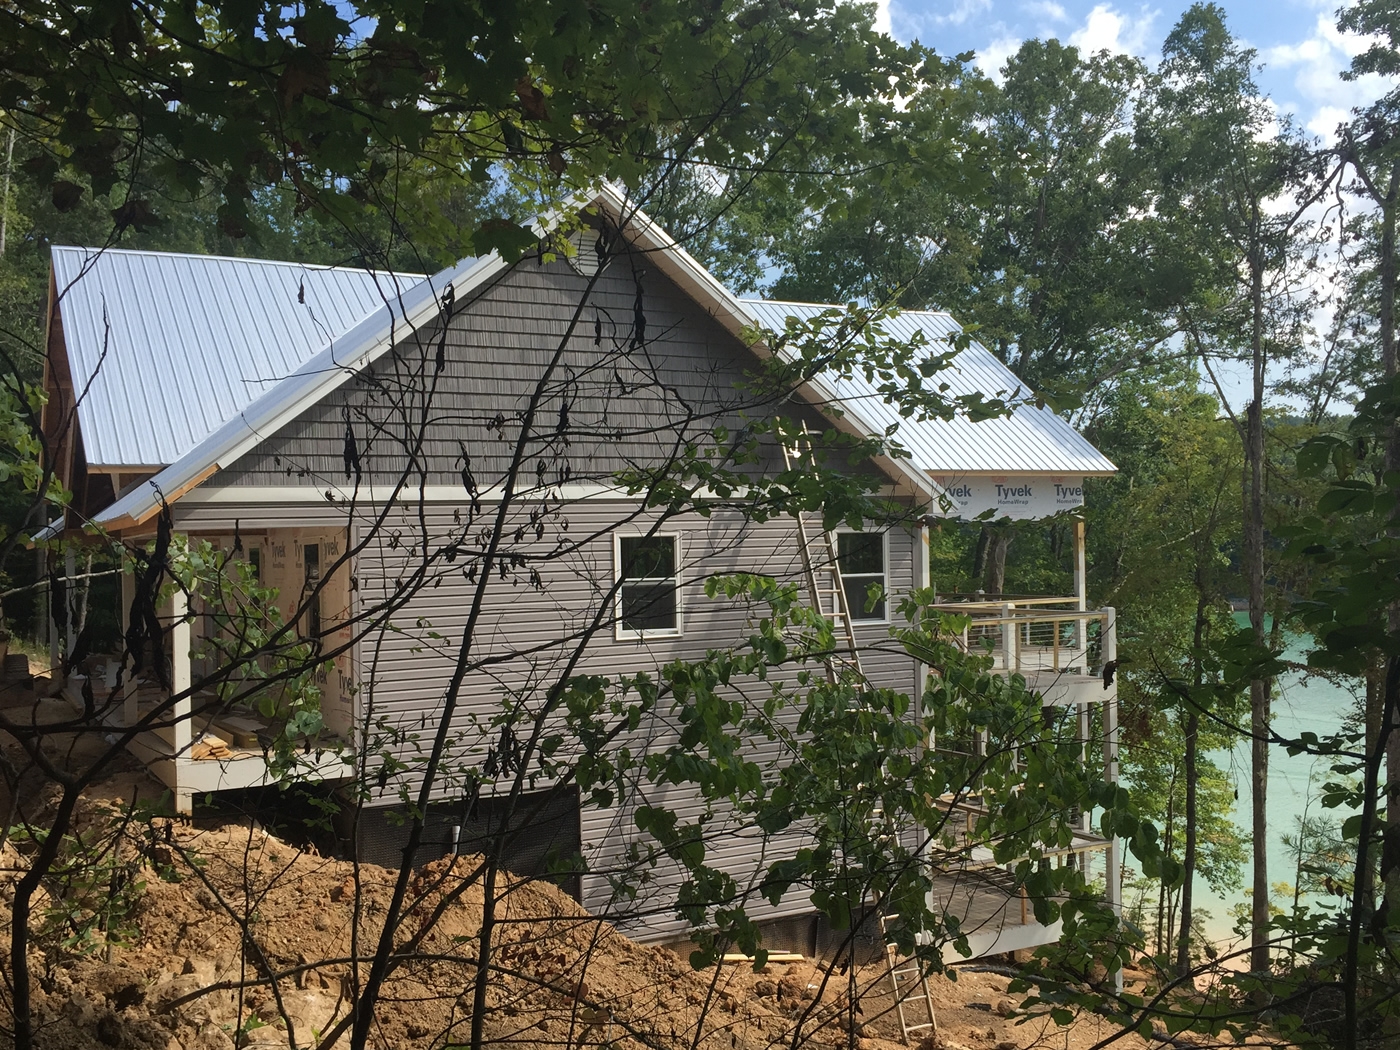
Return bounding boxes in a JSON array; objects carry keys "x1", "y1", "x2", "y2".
[
  {"x1": 41, "y1": 539, "x2": 56, "y2": 674},
  {"x1": 1074, "y1": 518, "x2": 1087, "y2": 612},
  {"x1": 121, "y1": 554, "x2": 136, "y2": 729},
  {"x1": 170, "y1": 586, "x2": 194, "y2": 815},
  {"x1": 63, "y1": 544, "x2": 77, "y2": 657},
  {"x1": 1074, "y1": 518, "x2": 1087, "y2": 657},
  {"x1": 1002, "y1": 603, "x2": 1017, "y2": 673}
]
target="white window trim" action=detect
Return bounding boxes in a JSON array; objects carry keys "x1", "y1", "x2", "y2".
[
  {"x1": 835, "y1": 529, "x2": 890, "y2": 625},
  {"x1": 614, "y1": 532, "x2": 683, "y2": 641}
]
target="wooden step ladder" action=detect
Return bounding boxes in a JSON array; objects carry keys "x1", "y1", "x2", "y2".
[{"x1": 878, "y1": 911, "x2": 938, "y2": 1045}]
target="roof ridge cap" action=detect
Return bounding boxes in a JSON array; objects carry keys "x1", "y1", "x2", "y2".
[{"x1": 51, "y1": 244, "x2": 428, "y2": 279}]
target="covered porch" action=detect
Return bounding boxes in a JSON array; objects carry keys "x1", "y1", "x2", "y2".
[{"x1": 60, "y1": 524, "x2": 357, "y2": 814}]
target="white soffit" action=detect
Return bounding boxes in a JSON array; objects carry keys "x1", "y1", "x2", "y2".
[
  {"x1": 739, "y1": 299, "x2": 1117, "y2": 479},
  {"x1": 51, "y1": 246, "x2": 427, "y2": 469}
]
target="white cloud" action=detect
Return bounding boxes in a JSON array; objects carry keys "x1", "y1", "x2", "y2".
[
  {"x1": 1264, "y1": 12, "x2": 1388, "y2": 142},
  {"x1": 871, "y1": 0, "x2": 892, "y2": 35},
  {"x1": 1307, "y1": 104, "x2": 1352, "y2": 139},
  {"x1": 1023, "y1": 0, "x2": 1067, "y2": 22},
  {"x1": 976, "y1": 33, "x2": 1024, "y2": 81},
  {"x1": 1068, "y1": 4, "x2": 1157, "y2": 57},
  {"x1": 931, "y1": 0, "x2": 993, "y2": 27}
]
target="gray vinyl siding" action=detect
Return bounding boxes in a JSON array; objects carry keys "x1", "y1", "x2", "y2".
[
  {"x1": 349, "y1": 501, "x2": 919, "y2": 942},
  {"x1": 176, "y1": 239, "x2": 923, "y2": 942},
  {"x1": 173, "y1": 497, "x2": 920, "y2": 941},
  {"x1": 209, "y1": 242, "x2": 886, "y2": 493}
]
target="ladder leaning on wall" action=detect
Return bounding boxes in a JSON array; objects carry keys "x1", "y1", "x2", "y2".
[
  {"x1": 779, "y1": 427, "x2": 863, "y2": 683},
  {"x1": 780, "y1": 425, "x2": 937, "y2": 1045}
]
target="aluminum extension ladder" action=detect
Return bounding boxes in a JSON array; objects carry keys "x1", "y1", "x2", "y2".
[
  {"x1": 779, "y1": 426, "x2": 864, "y2": 683},
  {"x1": 783, "y1": 426, "x2": 935, "y2": 1043},
  {"x1": 877, "y1": 911, "x2": 938, "y2": 1044}
]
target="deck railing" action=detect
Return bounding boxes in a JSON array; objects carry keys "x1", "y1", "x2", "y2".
[
  {"x1": 928, "y1": 595, "x2": 1115, "y2": 678},
  {"x1": 917, "y1": 594, "x2": 1122, "y2": 954}
]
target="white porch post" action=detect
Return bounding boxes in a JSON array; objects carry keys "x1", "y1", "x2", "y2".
[
  {"x1": 121, "y1": 555, "x2": 136, "y2": 728},
  {"x1": 1074, "y1": 518, "x2": 1087, "y2": 612},
  {"x1": 1002, "y1": 602, "x2": 1017, "y2": 674},
  {"x1": 1078, "y1": 700, "x2": 1092, "y2": 833},
  {"x1": 1074, "y1": 518, "x2": 1088, "y2": 657},
  {"x1": 170, "y1": 585, "x2": 194, "y2": 815},
  {"x1": 1100, "y1": 607, "x2": 1121, "y2": 910}
]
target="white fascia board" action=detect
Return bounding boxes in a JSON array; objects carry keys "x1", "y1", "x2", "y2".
[{"x1": 176, "y1": 479, "x2": 922, "y2": 508}]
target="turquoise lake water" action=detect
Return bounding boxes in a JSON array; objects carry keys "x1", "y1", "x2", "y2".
[{"x1": 1187, "y1": 628, "x2": 1360, "y2": 945}]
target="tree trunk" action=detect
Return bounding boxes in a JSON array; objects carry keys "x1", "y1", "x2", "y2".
[
  {"x1": 1177, "y1": 709, "x2": 1199, "y2": 970},
  {"x1": 0, "y1": 128, "x2": 14, "y2": 259},
  {"x1": 1177, "y1": 596, "x2": 1208, "y2": 976},
  {"x1": 983, "y1": 530, "x2": 1010, "y2": 596},
  {"x1": 1377, "y1": 161, "x2": 1400, "y2": 945},
  {"x1": 1245, "y1": 220, "x2": 1271, "y2": 977}
]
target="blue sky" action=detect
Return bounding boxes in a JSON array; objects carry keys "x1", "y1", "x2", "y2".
[{"x1": 876, "y1": 0, "x2": 1386, "y2": 143}]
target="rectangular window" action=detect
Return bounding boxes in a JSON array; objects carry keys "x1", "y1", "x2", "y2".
[
  {"x1": 837, "y1": 532, "x2": 887, "y2": 622},
  {"x1": 616, "y1": 534, "x2": 680, "y2": 638}
]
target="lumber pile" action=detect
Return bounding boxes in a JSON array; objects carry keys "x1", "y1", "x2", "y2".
[
  {"x1": 188, "y1": 714, "x2": 270, "y2": 759},
  {"x1": 189, "y1": 732, "x2": 232, "y2": 761}
]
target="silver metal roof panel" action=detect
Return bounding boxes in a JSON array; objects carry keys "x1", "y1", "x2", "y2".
[
  {"x1": 741, "y1": 299, "x2": 1116, "y2": 476},
  {"x1": 51, "y1": 246, "x2": 425, "y2": 469},
  {"x1": 70, "y1": 191, "x2": 1112, "y2": 531}
]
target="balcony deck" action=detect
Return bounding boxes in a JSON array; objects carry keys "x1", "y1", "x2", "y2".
[{"x1": 915, "y1": 596, "x2": 1123, "y2": 963}]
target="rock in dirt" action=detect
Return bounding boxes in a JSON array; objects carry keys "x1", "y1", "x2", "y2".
[{"x1": 189, "y1": 1025, "x2": 236, "y2": 1050}]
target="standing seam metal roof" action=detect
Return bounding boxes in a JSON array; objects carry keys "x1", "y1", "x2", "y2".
[
  {"x1": 51, "y1": 246, "x2": 426, "y2": 468},
  {"x1": 52, "y1": 254, "x2": 1115, "y2": 479},
  {"x1": 740, "y1": 299, "x2": 1116, "y2": 476}
]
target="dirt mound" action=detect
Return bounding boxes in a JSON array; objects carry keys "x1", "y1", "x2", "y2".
[
  {"x1": 0, "y1": 797, "x2": 875, "y2": 1050},
  {"x1": 0, "y1": 783, "x2": 1164, "y2": 1050}
]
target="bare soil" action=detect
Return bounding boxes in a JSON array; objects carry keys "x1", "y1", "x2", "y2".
[{"x1": 0, "y1": 688, "x2": 1170, "y2": 1050}]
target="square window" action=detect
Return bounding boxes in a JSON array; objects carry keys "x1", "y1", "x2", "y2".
[
  {"x1": 617, "y1": 535, "x2": 680, "y2": 637},
  {"x1": 837, "y1": 532, "x2": 887, "y2": 622}
]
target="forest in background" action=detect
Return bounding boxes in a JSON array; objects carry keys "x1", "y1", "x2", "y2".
[{"x1": 1, "y1": 0, "x2": 1399, "y2": 1047}]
